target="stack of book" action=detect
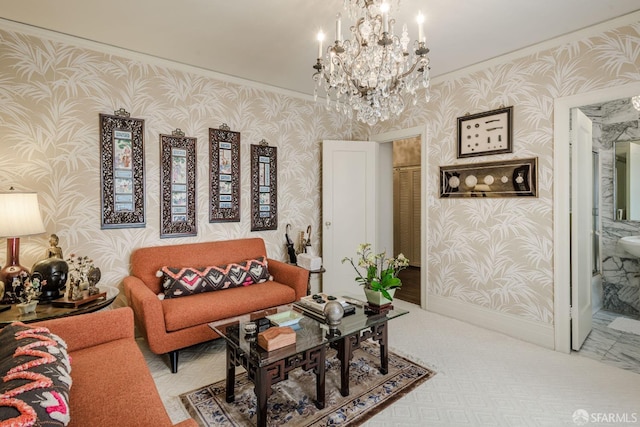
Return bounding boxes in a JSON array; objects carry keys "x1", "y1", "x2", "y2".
[{"x1": 293, "y1": 294, "x2": 355, "y2": 321}]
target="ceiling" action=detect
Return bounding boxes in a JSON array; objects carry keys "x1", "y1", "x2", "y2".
[{"x1": 1, "y1": 1, "x2": 639, "y2": 97}]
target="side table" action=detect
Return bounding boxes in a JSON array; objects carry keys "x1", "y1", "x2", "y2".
[{"x1": 0, "y1": 285, "x2": 119, "y2": 328}]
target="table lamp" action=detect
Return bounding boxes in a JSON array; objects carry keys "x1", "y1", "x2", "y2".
[{"x1": 0, "y1": 191, "x2": 47, "y2": 289}]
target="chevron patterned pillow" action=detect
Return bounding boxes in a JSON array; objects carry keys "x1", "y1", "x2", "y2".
[{"x1": 159, "y1": 257, "x2": 271, "y2": 298}]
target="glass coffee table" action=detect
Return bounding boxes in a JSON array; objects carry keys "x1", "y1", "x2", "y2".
[
  {"x1": 209, "y1": 299, "x2": 409, "y2": 426},
  {"x1": 209, "y1": 305, "x2": 329, "y2": 427},
  {"x1": 311, "y1": 297, "x2": 409, "y2": 396}
]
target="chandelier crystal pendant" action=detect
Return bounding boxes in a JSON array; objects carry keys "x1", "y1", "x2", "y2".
[{"x1": 312, "y1": 0, "x2": 431, "y2": 125}]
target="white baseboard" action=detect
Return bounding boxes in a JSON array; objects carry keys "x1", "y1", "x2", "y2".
[{"x1": 428, "y1": 294, "x2": 555, "y2": 349}]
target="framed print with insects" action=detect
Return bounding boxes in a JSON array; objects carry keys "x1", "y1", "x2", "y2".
[
  {"x1": 160, "y1": 129, "x2": 197, "y2": 237},
  {"x1": 99, "y1": 108, "x2": 146, "y2": 229},
  {"x1": 457, "y1": 106, "x2": 513, "y2": 158}
]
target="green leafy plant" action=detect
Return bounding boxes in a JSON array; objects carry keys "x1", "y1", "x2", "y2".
[{"x1": 341, "y1": 243, "x2": 409, "y2": 301}]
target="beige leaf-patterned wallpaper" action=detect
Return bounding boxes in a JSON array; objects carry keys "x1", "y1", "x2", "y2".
[
  {"x1": 0, "y1": 17, "x2": 639, "y2": 330},
  {"x1": 368, "y1": 20, "x2": 640, "y2": 324},
  {"x1": 0, "y1": 24, "x2": 354, "y2": 308}
]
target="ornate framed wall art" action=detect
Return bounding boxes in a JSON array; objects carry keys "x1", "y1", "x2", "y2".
[
  {"x1": 209, "y1": 124, "x2": 240, "y2": 222},
  {"x1": 160, "y1": 129, "x2": 197, "y2": 238},
  {"x1": 99, "y1": 109, "x2": 146, "y2": 229},
  {"x1": 457, "y1": 106, "x2": 513, "y2": 158},
  {"x1": 440, "y1": 157, "x2": 537, "y2": 198},
  {"x1": 251, "y1": 141, "x2": 277, "y2": 231}
]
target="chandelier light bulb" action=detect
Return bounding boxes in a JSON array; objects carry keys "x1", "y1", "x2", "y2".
[
  {"x1": 416, "y1": 11, "x2": 425, "y2": 43},
  {"x1": 316, "y1": 31, "x2": 325, "y2": 58}
]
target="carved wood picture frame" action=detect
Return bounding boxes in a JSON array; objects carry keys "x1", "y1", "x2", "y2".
[
  {"x1": 251, "y1": 142, "x2": 277, "y2": 231},
  {"x1": 209, "y1": 125, "x2": 241, "y2": 223},
  {"x1": 160, "y1": 129, "x2": 197, "y2": 237},
  {"x1": 99, "y1": 109, "x2": 146, "y2": 229}
]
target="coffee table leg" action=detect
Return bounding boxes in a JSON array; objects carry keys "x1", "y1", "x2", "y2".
[
  {"x1": 255, "y1": 366, "x2": 268, "y2": 427},
  {"x1": 225, "y1": 345, "x2": 235, "y2": 403},
  {"x1": 315, "y1": 345, "x2": 326, "y2": 409},
  {"x1": 379, "y1": 321, "x2": 389, "y2": 375},
  {"x1": 338, "y1": 335, "x2": 353, "y2": 397}
]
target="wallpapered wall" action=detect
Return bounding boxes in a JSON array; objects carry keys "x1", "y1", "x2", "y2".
[
  {"x1": 0, "y1": 24, "x2": 354, "y2": 307},
  {"x1": 366, "y1": 19, "x2": 640, "y2": 326},
  {"x1": 0, "y1": 17, "x2": 639, "y2": 336}
]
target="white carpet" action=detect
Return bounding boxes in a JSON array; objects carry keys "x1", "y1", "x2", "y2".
[
  {"x1": 144, "y1": 300, "x2": 640, "y2": 426},
  {"x1": 609, "y1": 317, "x2": 640, "y2": 335}
]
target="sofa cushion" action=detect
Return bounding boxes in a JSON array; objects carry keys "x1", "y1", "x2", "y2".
[
  {"x1": 162, "y1": 281, "x2": 297, "y2": 331},
  {"x1": 160, "y1": 257, "x2": 271, "y2": 298},
  {"x1": 0, "y1": 322, "x2": 72, "y2": 426}
]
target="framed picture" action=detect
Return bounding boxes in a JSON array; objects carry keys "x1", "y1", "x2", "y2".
[
  {"x1": 209, "y1": 125, "x2": 240, "y2": 222},
  {"x1": 251, "y1": 141, "x2": 277, "y2": 231},
  {"x1": 440, "y1": 157, "x2": 537, "y2": 198},
  {"x1": 160, "y1": 129, "x2": 197, "y2": 237},
  {"x1": 99, "y1": 109, "x2": 145, "y2": 229},
  {"x1": 457, "y1": 106, "x2": 513, "y2": 158}
]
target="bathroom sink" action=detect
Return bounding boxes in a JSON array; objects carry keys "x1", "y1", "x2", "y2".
[{"x1": 619, "y1": 236, "x2": 640, "y2": 257}]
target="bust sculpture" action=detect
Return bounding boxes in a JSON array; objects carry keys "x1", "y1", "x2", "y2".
[{"x1": 31, "y1": 257, "x2": 69, "y2": 301}]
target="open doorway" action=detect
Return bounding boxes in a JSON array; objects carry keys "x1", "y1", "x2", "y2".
[
  {"x1": 553, "y1": 81, "x2": 640, "y2": 356},
  {"x1": 371, "y1": 125, "x2": 427, "y2": 309},
  {"x1": 392, "y1": 137, "x2": 421, "y2": 305}
]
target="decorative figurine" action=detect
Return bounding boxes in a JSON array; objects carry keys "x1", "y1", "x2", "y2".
[
  {"x1": 45, "y1": 234, "x2": 64, "y2": 259},
  {"x1": 87, "y1": 266, "x2": 101, "y2": 295},
  {"x1": 323, "y1": 300, "x2": 344, "y2": 334}
]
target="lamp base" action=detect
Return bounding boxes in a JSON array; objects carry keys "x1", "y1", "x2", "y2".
[{"x1": 0, "y1": 238, "x2": 28, "y2": 304}]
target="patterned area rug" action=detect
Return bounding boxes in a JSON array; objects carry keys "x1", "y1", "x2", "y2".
[{"x1": 180, "y1": 341, "x2": 435, "y2": 426}]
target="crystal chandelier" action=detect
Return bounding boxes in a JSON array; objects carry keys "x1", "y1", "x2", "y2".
[
  {"x1": 312, "y1": 0, "x2": 431, "y2": 125},
  {"x1": 632, "y1": 95, "x2": 640, "y2": 111}
]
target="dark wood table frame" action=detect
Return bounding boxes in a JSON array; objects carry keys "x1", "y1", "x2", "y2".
[
  {"x1": 333, "y1": 321, "x2": 388, "y2": 396},
  {"x1": 225, "y1": 342, "x2": 326, "y2": 427}
]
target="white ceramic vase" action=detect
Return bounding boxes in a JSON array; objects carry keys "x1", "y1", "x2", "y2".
[
  {"x1": 17, "y1": 300, "x2": 38, "y2": 315},
  {"x1": 364, "y1": 288, "x2": 395, "y2": 306}
]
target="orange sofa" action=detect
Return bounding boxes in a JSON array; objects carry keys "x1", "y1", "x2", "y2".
[
  {"x1": 123, "y1": 238, "x2": 309, "y2": 373},
  {"x1": 34, "y1": 307, "x2": 196, "y2": 427}
]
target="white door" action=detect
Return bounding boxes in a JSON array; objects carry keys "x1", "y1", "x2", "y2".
[
  {"x1": 322, "y1": 140, "x2": 378, "y2": 298},
  {"x1": 571, "y1": 108, "x2": 593, "y2": 350}
]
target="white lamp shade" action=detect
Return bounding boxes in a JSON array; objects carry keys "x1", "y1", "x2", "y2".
[{"x1": 0, "y1": 192, "x2": 46, "y2": 238}]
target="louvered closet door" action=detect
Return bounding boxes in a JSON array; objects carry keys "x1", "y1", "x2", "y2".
[{"x1": 393, "y1": 166, "x2": 421, "y2": 267}]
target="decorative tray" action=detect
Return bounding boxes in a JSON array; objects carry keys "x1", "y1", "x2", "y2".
[{"x1": 266, "y1": 310, "x2": 304, "y2": 327}]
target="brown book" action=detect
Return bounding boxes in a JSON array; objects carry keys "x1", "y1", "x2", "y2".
[{"x1": 257, "y1": 326, "x2": 296, "y2": 351}]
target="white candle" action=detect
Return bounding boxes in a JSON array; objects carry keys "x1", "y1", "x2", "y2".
[
  {"x1": 417, "y1": 12, "x2": 425, "y2": 43},
  {"x1": 381, "y1": 3, "x2": 389, "y2": 33},
  {"x1": 336, "y1": 13, "x2": 342, "y2": 42},
  {"x1": 317, "y1": 31, "x2": 325, "y2": 58}
]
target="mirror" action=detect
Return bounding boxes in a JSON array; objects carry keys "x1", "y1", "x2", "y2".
[{"x1": 614, "y1": 139, "x2": 640, "y2": 221}]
